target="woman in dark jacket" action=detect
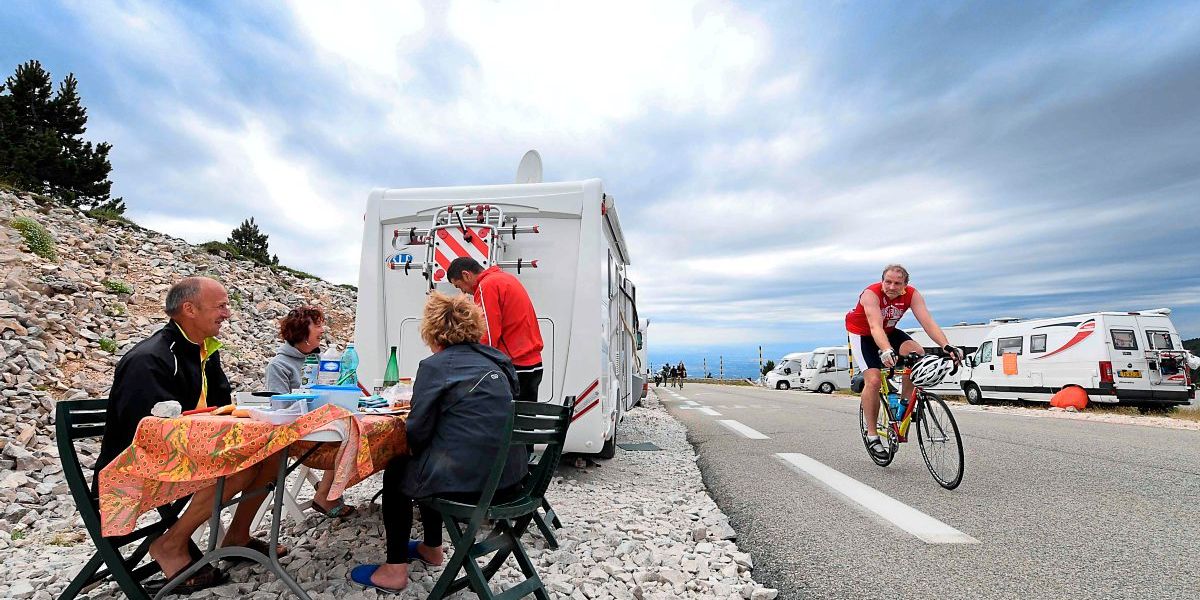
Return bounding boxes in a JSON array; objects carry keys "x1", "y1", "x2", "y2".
[{"x1": 351, "y1": 292, "x2": 528, "y2": 593}]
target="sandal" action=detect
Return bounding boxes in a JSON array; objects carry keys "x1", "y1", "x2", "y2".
[
  {"x1": 145, "y1": 561, "x2": 228, "y2": 595},
  {"x1": 349, "y1": 564, "x2": 405, "y2": 594},
  {"x1": 221, "y1": 537, "x2": 289, "y2": 565},
  {"x1": 314, "y1": 500, "x2": 357, "y2": 519}
]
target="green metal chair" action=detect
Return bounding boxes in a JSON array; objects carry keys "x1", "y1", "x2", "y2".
[
  {"x1": 55, "y1": 398, "x2": 192, "y2": 600},
  {"x1": 422, "y1": 399, "x2": 573, "y2": 600}
]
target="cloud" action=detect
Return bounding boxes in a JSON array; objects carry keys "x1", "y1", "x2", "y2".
[{"x1": 4, "y1": 0, "x2": 1199, "y2": 351}]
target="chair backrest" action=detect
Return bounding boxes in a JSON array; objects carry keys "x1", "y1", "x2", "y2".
[
  {"x1": 57, "y1": 398, "x2": 108, "y2": 506},
  {"x1": 513, "y1": 398, "x2": 574, "y2": 500}
]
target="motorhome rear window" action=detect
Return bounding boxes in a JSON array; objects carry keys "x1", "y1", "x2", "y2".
[
  {"x1": 1146, "y1": 330, "x2": 1174, "y2": 349},
  {"x1": 1110, "y1": 329, "x2": 1138, "y2": 350},
  {"x1": 1030, "y1": 334, "x2": 1047, "y2": 353},
  {"x1": 997, "y1": 336, "x2": 1023, "y2": 356}
]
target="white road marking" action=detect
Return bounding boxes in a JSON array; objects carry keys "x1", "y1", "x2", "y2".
[
  {"x1": 698, "y1": 407, "x2": 722, "y2": 416},
  {"x1": 775, "y1": 453, "x2": 979, "y2": 544},
  {"x1": 717, "y1": 420, "x2": 770, "y2": 439}
]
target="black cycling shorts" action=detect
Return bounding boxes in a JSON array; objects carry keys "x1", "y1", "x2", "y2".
[{"x1": 848, "y1": 329, "x2": 915, "y2": 372}]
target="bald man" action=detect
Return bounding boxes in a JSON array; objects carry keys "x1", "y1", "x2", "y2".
[{"x1": 96, "y1": 277, "x2": 284, "y2": 593}]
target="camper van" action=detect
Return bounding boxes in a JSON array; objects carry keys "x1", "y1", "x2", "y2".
[
  {"x1": 798, "y1": 346, "x2": 852, "y2": 393},
  {"x1": 354, "y1": 153, "x2": 639, "y2": 457},
  {"x1": 959, "y1": 308, "x2": 1194, "y2": 407},
  {"x1": 765, "y1": 352, "x2": 810, "y2": 390},
  {"x1": 906, "y1": 322, "x2": 995, "y2": 395}
]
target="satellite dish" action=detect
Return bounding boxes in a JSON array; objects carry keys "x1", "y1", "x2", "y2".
[{"x1": 515, "y1": 150, "x2": 543, "y2": 183}]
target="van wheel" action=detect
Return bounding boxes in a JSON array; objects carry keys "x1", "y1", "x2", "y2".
[
  {"x1": 599, "y1": 428, "x2": 617, "y2": 459},
  {"x1": 776, "y1": 381, "x2": 790, "y2": 390},
  {"x1": 818, "y1": 382, "x2": 835, "y2": 394},
  {"x1": 964, "y1": 383, "x2": 984, "y2": 405}
]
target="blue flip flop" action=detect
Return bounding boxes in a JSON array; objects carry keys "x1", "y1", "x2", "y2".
[
  {"x1": 408, "y1": 539, "x2": 437, "y2": 566},
  {"x1": 349, "y1": 565, "x2": 405, "y2": 594}
]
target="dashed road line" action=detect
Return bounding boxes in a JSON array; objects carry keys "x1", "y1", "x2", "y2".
[
  {"x1": 698, "y1": 407, "x2": 722, "y2": 416},
  {"x1": 775, "y1": 452, "x2": 979, "y2": 544},
  {"x1": 717, "y1": 420, "x2": 770, "y2": 439}
]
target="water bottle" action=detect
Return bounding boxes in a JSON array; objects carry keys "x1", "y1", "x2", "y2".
[
  {"x1": 301, "y1": 354, "x2": 319, "y2": 388},
  {"x1": 317, "y1": 346, "x2": 342, "y2": 385},
  {"x1": 338, "y1": 343, "x2": 360, "y2": 385},
  {"x1": 887, "y1": 391, "x2": 902, "y2": 419},
  {"x1": 896, "y1": 393, "x2": 908, "y2": 419},
  {"x1": 383, "y1": 346, "x2": 400, "y2": 386}
]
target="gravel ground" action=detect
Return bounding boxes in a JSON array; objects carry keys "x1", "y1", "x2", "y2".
[{"x1": 0, "y1": 390, "x2": 777, "y2": 600}]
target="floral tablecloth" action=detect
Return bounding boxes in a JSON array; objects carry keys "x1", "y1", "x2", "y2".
[{"x1": 98, "y1": 404, "x2": 406, "y2": 536}]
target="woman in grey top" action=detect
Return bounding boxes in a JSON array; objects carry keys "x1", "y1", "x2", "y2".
[{"x1": 265, "y1": 307, "x2": 355, "y2": 518}]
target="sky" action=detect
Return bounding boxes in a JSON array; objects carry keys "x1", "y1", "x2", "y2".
[{"x1": 5, "y1": 0, "x2": 1200, "y2": 372}]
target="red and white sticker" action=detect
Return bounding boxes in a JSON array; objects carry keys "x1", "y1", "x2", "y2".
[{"x1": 431, "y1": 226, "x2": 491, "y2": 282}]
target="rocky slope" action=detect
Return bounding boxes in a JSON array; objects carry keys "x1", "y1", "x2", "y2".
[{"x1": 0, "y1": 189, "x2": 356, "y2": 534}]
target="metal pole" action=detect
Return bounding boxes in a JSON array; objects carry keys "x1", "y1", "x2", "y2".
[
  {"x1": 720, "y1": 356, "x2": 724, "y2": 380},
  {"x1": 703, "y1": 358, "x2": 708, "y2": 379},
  {"x1": 758, "y1": 346, "x2": 763, "y2": 377}
]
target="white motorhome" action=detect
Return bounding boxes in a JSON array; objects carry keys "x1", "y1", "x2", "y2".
[
  {"x1": 905, "y1": 322, "x2": 996, "y2": 395},
  {"x1": 798, "y1": 346, "x2": 852, "y2": 393},
  {"x1": 960, "y1": 308, "x2": 1194, "y2": 407},
  {"x1": 354, "y1": 153, "x2": 639, "y2": 457},
  {"x1": 765, "y1": 352, "x2": 810, "y2": 390}
]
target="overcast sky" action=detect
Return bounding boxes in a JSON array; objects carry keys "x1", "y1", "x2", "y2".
[{"x1": 5, "y1": 0, "x2": 1199, "y2": 355}]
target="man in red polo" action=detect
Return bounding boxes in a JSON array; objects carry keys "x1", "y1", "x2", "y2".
[{"x1": 447, "y1": 257, "x2": 544, "y2": 402}]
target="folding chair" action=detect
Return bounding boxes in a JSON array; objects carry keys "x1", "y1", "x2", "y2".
[
  {"x1": 422, "y1": 399, "x2": 573, "y2": 600},
  {"x1": 56, "y1": 398, "x2": 192, "y2": 600}
]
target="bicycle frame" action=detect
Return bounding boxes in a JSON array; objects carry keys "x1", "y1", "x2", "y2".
[{"x1": 879, "y1": 369, "x2": 921, "y2": 441}]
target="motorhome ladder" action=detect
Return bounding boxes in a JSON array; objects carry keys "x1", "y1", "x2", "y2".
[{"x1": 387, "y1": 204, "x2": 540, "y2": 289}]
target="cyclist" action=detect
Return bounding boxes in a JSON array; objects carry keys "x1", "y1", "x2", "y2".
[
  {"x1": 676, "y1": 361, "x2": 687, "y2": 388},
  {"x1": 846, "y1": 265, "x2": 963, "y2": 460}
]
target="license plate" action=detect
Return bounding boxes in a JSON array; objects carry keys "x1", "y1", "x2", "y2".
[{"x1": 1118, "y1": 369, "x2": 1141, "y2": 378}]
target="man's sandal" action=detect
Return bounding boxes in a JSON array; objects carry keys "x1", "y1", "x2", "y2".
[
  {"x1": 314, "y1": 500, "x2": 357, "y2": 518},
  {"x1": 145, "y1": 561, "x2": 228, "y2": 595}
]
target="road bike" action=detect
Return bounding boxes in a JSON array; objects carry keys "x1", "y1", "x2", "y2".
[{"x1": 858, "y1": 353, "x2": 964, "y2": 489}]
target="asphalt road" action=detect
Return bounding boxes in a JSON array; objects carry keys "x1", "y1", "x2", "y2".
[{"x1": 656, "y1": 383, "x2": 1200, "y2": 600}]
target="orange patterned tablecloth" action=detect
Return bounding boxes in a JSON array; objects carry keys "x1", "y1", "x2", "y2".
[{"x1": 98, "y1": 404, "x2": 407, "y2": 537}]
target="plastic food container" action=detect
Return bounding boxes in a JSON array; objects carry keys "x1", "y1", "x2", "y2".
[
  {"x1": 269, "y1": 393, "x2": 317, "y2": 412},
  {"x1": 308, "y1": 385, "x2": 363, "y2": 412},
  {"x1": 250, "y1": 400, "x2": 306, "y2": 425}
]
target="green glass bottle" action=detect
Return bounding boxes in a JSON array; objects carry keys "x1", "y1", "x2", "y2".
[{"x1": 383, "y1": 346, "x2": 400, "y2": 386}]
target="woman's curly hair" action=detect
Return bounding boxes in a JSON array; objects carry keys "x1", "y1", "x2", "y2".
[
  {"x1": 279, "y1": 306, "x2": 324, "y2": 345},
  {"x1": 420, "y1": 292, "x2": 485, "y2": 349}
]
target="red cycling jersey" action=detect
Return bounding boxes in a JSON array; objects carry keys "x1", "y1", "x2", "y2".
[{"x1": 845, "y1": 282, "x2": 917, "y2": 336}]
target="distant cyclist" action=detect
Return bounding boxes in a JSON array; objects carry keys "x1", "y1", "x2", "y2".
[
  {"x1": 846, "y1": 265, "x2": 963, "y2": 460},
  {"x1": 676, "y1": 361, "x2": 687, "y2": 389}
]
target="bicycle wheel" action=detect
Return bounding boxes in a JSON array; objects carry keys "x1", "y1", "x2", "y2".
[
  {"x1": 858, "y1": 399, "x2": 896, "y2": 466},
  {"x1": 916, "y1": 393, "x2": 964, "y2": 489}
]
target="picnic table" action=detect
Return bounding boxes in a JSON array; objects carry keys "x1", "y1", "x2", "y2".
[{"x1": 97, "y1": 403, "x2": 407, "y2": 599}]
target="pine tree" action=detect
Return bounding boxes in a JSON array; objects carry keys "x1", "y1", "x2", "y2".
[
  {"x1": 0, "y1": 60, "x2": 124, "y2": 212},
  {"x1": 228, "y1": 218, "x2": 272, "y2": 264}
]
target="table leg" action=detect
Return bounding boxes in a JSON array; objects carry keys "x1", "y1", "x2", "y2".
[{"x1": 153, "y1": 448, "x2": 313, "y2": 600}]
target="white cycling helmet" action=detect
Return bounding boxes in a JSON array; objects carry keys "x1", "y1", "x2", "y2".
[{"x1": 909, "y1": 355, "x2": 955, "y2": 388}]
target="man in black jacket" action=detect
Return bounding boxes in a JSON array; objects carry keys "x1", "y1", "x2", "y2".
[{"x1": 96, "y1": 276, "x2": 283, "y2": 592}]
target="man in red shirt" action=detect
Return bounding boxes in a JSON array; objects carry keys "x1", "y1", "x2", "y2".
[
  {"x1": 447, "y1": 257, "x2": 544, "y2": 402},
  {"x1": 846, "y1": 265, "x2": 961, "y2": 460}
]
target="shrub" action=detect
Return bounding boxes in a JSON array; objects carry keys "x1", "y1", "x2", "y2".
[
  {"x1": 10, "y1": 216, "x2": 57, "y2": 260},
  {"x1": 99, "y1": 338, "x2": 117, "y2": 353},
  {"x1": 200, "y1": 240, "x2": 242, "y2": 258},
  {"x1": 272, "y1": 264, "x2": 318, "y2": 280},
  {"x1": 103, "y1": 279, "x2": 133, "y2": 294},
  {"x1": 87, "y1": 206, "x2": 135, "y2": 226}
]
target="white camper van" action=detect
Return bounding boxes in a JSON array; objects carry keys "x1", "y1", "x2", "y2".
[
  {"x1": 960, "y1": 308, "x2": 1194, "y2": 407},
  {"x1": 906, "y1": 322, "x2": 995, "y2": 395},
  {"x1": 765, "y1": 352, "x2": 810, "y2": 390},
  {"x1": 354, "y1": 153, "x2": 639, "y2": 457},
  {"x1": 798, "y1": 346, "x2": 852, "y2": 393}
]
